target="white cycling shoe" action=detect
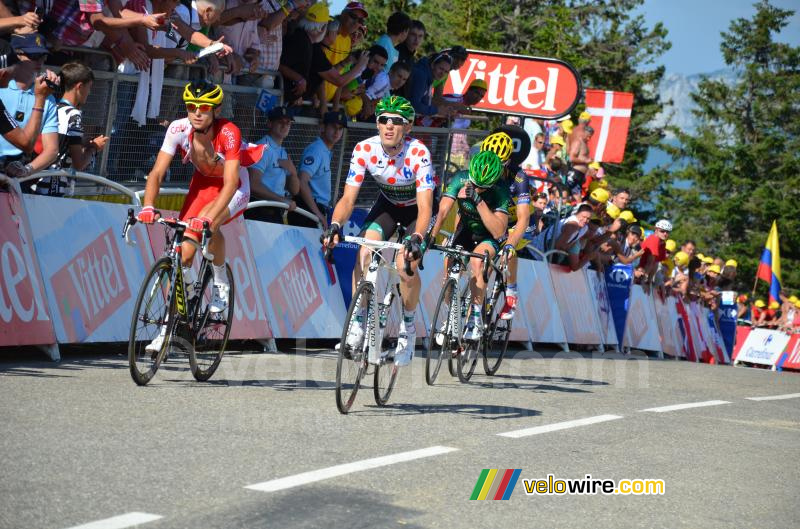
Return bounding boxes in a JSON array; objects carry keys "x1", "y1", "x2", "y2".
[
  {"x1": 145, "y1": 326, "x2": 168, "y2": 354},
  {"x1": 209, "y1": 283, "x2": 229, "y2": 314},
  {"x1": 394, "y1": 323, "x2": 416, "y2": 367},
  {"x1": 464, "y1": 319, "x2": 483, "y2": 341}
]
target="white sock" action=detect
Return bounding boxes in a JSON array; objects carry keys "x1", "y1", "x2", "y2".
[
  {"x1": 213, "y1": 263, "x2": 228, "y2": 286},
  {"x1": 182, "y1": 266, "x2": 196, "y2": 292}
]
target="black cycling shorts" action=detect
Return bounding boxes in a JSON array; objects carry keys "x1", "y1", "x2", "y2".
[
  {"x1": 449, "y1": 222, "x2": 500, "y2": 253},
  {"x1": 361, "y1": 194, "x2": 420, "y2": 240}
]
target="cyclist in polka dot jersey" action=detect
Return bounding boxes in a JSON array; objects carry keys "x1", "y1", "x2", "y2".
[{"x1": 322, "y1": 96, "x2": 435, "y2": 367}]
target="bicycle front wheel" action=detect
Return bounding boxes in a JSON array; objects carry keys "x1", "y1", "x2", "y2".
[
  {"x1": 425, "y1": 278, "x2": 457, "y2": 386},
  {"x1": 483, "y1": 288, "x2": 511, "y2": 376},
  {"x1": 189, "y1": 263, "x2": 235, "y2": 382},
  {"x1": 374, "y1": 285, "x2": 403, "y2": 406},
  {"x1": 128, "y1": 257, "x2": 175, "y2": 386},
  {"x1": 336, "y1": 281, "x2": 372, "y2": 414}
]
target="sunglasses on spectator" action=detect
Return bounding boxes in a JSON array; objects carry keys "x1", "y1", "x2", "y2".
[
  {"x1": 377, "y1": 115, "x2": 409, "y2": 125},
  {"x1": 186, "y1": 103, "x2": 215, "y2": 113},
  {"x1": 656, "y1": 228, "x2": 670, "y2": 233}
]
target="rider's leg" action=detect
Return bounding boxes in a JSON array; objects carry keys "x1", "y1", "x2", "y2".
[{"x1": 466, "y1": 242, "x2": 497, "y2": 339}]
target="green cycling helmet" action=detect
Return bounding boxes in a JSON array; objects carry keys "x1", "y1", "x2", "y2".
[
  {"x1": 469, "y1": 151, "x2": 503, "y2": 188},
  {"x1": 374, "y1": 95, "x2": 415, "y2": 122}
]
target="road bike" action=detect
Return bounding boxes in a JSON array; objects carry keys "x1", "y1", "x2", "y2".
[
  {"x1": 424, "y1": 244, "x2": 492, "y2": 384},
  {"x1": 122, "y1": 209, "x2": 234, "y2": 385},
  {"x1": 326, "y1": 225, "x2": 413, "y2": 414}
]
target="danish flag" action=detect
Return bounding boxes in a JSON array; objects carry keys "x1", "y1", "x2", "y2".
[{"x1": 585, "y1": 90, "x2": 634, "y2": 163}]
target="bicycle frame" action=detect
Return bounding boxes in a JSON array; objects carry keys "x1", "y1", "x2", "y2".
[{"x1": 345, "y1": 235, "x2": 406, "y2": 365}]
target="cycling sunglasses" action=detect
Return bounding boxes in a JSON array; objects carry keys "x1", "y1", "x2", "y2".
[
  {"x1": 185, "y1": 102, "x2": 215, "y2": 113},
  {"x1": 377, "y1": 115, "x2": 409, "y2": 125}
]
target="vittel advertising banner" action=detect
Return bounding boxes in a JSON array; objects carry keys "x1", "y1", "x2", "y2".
[
  {"x1": 246, "y1": 222, "x2": 346, "y2": 338},
  {"x1": 444, "y1": 50, "x2": 581, "y2": 119},
  {"x1": 23, "y1": 195, "x2": 151, "y2": 343},
  {"x1": 0, "y1": 191, "x2": 56, "y2": 346}
]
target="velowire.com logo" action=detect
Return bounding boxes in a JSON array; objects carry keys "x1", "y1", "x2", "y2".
[{"x1": 470, "y1": 469, "x2": 522, "y2": 500}]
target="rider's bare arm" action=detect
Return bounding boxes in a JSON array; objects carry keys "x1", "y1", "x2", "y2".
[
  {"x1": 142, "y1": 150, "x2": 174, "y2": 207},
  {"x1": 505, "y1": 202, "x2": 530, "y2": 248}
]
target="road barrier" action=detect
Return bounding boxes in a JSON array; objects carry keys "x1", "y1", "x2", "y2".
[{"x1": 3, "y1": 187, "x2": 790, "y2": 371}]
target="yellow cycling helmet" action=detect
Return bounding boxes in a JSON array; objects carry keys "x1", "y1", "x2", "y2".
[
  {"x1": 674, "y1": 251, "x2": 689, "y2": 268},
  {"x1": 665, "y1": 239, "x2": 677, "y2": 253},
  {"x1": 480, "y1": 132, "x2": 514, "y2": 163},
  {"x1": 183, "y1": 79, "x2": 223, "y2": 107}
]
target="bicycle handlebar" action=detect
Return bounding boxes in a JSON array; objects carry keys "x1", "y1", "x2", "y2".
[{"x1": 123, "y1": 208, "x2": 213, "y2": 256}]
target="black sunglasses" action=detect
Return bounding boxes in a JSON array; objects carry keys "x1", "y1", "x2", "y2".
[{"x1": 377, "y1": 115, "x2": 409, "y2": 125}]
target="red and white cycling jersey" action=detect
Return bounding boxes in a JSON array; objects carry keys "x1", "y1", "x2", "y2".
[
  {"x1": 160, "y1": 117, "x2": 266, "y2": 172},
  {"x1": 346, "y1": 135, "x2": 435, "y2": 206},
  {"x1": 160, "y1": 118, "x2": 264, "y2": 225}
]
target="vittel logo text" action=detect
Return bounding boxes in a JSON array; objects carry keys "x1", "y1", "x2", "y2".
[{"x1": 51, "y1": 229, "x2": 129, "y2": 342}]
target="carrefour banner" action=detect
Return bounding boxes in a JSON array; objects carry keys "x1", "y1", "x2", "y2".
[
  {"x1": 0, "y1": 191, "x2": 56, "y2": 347},
  {"x1": 604, "y1": 264, "x2": 633, "y2": 345},
  {"x1": 22, "y1": 195, "x2": 152, "y2": 343},
  {"x1": 246, "y1": 222, "x2": 346, "y2": 338},
  {"x1": 734, "y1": 328, "x2": 790, "y2": 368}
]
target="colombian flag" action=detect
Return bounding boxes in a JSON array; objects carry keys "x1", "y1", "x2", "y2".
[{"x1": 756, "y1": 221, "x2": 781, "y2": 304}]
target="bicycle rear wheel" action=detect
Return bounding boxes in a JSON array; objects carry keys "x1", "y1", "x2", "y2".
[
  {"x1": 128, "y1": 257, "x2": 175, "y2": 386},
  {"x1": 425, "y1": 278, "x2": 457, "y2": 386},
  {"x1": 483, "y1": 288, "x2": 511, "y2": 376},
  {"x1": 336, "y1": 281, "x2": 372, "y2": 414},
  {"x1": 189, "y1": 263, "x2": 235, "y2": 382}
]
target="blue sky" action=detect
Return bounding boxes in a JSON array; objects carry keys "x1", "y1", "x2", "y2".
[{"x1": 329, "y1": 0, "x2": 799, "y2": 75}]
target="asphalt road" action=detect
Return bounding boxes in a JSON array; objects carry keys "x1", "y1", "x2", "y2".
[{"x1": 1, "y1": 345, "x2": 799, "y2": 529}]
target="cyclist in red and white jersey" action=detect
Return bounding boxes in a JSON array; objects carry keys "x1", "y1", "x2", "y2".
[
  {"x1": 322, "y1": 95, "x2": 434, "y2": 366},
  {"x1": 137, "y1": 81, "x2": 264, "y2": 351}
]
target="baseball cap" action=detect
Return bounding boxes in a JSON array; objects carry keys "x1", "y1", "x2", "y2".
[
  {"x1": 0, "y1": 40, "x2": 20, "y2": 69},
  {"x1": 560, "y1": 119, "x2": 574, "y2": 134},
  {"x1": 707, "y1": 264, "x2": 721, "y2": 275},
  {"x1": 788, "y1": 295, "x2": 798, "y2": 304},
  {"x1": 619, "y1": 210, "x2": 637, "y2": 223},
  {"x1": 665, "y1": 239, "x2": 677, "y2": 253},
  {"x1": 589, "y1": 188, "x2": 610, "y2": 204},
  {"x1": 549, "y1": 134, "x2": 565, "y2": 147},
  {"x1": 305, "y1": 3, "x2": 332, "y2": 23},
  {"x1": 344, "y1": 1, "x2": 368, "y2": 17},
  {"x1": 606, "y1": 203, "x2": 620, "y2": 219},
  {"x1": 673, "y1": 250, "x2": 689, "y2": 267},
  {"x1": 629, "y1": 224, "x2": 644, "y2": 237},
  {"x1": 267, "y1": 105, "x2": 294, "y2": 121},
  {"x1": 755, "y1": 300, "x2": 766, "y2": 308},
  {"x1": 323, "y1": 109, "x2": 348, "y2": 128},
  {"x1": 769, "y1": 301, "x2": 780, "y2": 310},
  {"x1": 588, "y1": 161, "x2": 601, "y2": 170},
  {"x1": 725, "y1": 259, "x2": 738, "y2": 268},
  {"x1": 579, "y1": 111, "x2": 592, "y2": 122},
  {"x1": 469, "y1": 78, "x2": 488, "y2": 91},
  {"x1": 10, "y1": 33, "x2": 49, "y2": 55}
]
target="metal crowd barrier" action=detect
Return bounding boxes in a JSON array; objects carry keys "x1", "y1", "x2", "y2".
[{"x1": 246, "y1": 200, "x2": 322, "y2": 228}]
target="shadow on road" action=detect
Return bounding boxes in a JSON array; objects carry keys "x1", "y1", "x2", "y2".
[{"x1": 351, "y1": 402, "x2": 541, "y2": 420}]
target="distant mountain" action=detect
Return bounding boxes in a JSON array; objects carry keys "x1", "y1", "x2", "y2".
[{"x1": 652, "y1": 68, "x2": 739, "y2": 137}]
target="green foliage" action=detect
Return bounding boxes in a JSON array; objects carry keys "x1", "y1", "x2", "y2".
[{"x1": 663, "y1": 0, "x2": 800, "y2": 293}]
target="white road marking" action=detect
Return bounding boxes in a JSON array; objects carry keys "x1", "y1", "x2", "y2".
[
  {"x1": 63, "y1": 512, "x2": 163, "y2": 529},
  {"x1": 746, "y1": 393, "x2": 800, "y2": 401},
  {"x1": 245, "y1": 445, "x2": 458, "y2": 492},
  {"x1": 497, "y1": 414, "x2": 623, "y2": 438},
  {"x1": 640, "y1": 400, "x2": 730, "y2": 413}
]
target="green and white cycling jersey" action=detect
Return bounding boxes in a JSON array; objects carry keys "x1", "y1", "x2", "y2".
[
  {"x1": 444, "y1": 170, "x2": 511, "y2": 239},
  {"x1": 345, "y1": 135, "x2": 436, "y2": 206}
]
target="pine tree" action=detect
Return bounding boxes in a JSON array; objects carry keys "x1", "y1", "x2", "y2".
[{"x1": 661, "y1": 0, "x2": 800, "y2": 293}]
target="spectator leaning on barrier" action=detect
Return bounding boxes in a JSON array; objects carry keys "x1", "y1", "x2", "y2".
[
  {"x1": 32, "y1": 62, "x2": 109, "y2": 196},
  {"x1": 374, "y1": 10, "x2": 410, "y2": 72},
  {"x1": 244, "y1": 105, "x2": 299, "y2": 224},
  {"x1": 290, "y1": 109, "x2": 346, "y2": 229},
  {"x1": 638, "y1": 219, "x2": 672, "y2": 287},
  {"x1": 417, "y1": 78, "x2": 486, "y2": 128},
  {"x1": 0, "y1": 34, "x2": 59, "y2": 188},
  {"x1": 333, "y1": 44, "x2": 387, "y2": 119},
  {"x1": 359, "y1": 59, "x2": 409, "y2": 119},
  {"x1": 0, "y1": 42, "x2": 57, "y2": 177},
  {"x1": 405, "y1": 52, "x2": 460, "y2": 122},
  {"x1": 396, "y1": 19, "x2": 424, "y2": 66}
]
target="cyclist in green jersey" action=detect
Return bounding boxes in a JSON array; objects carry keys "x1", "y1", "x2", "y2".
[{"x1": 429, "y1": 151, "x2": 510, "y2": 340}]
